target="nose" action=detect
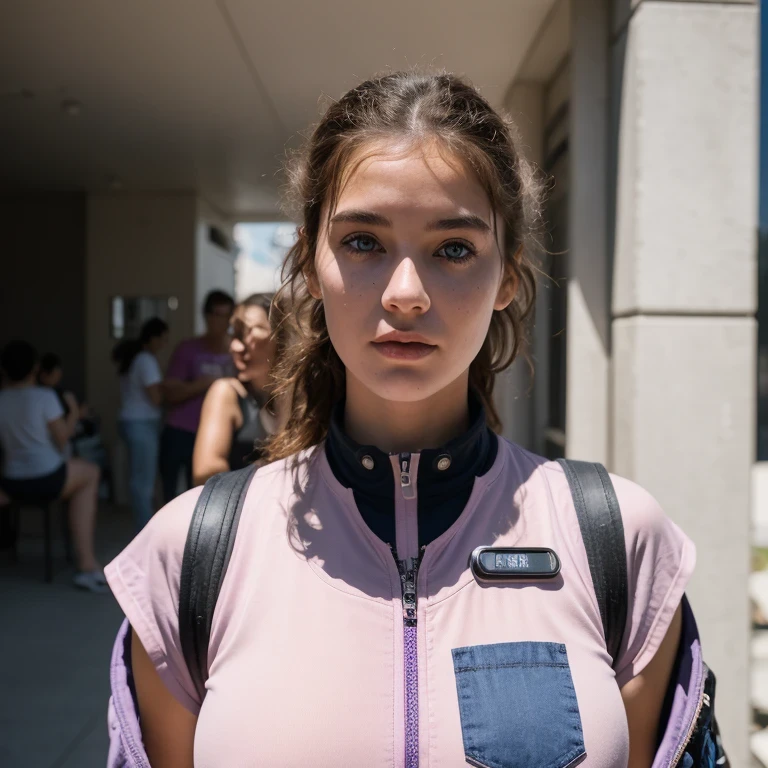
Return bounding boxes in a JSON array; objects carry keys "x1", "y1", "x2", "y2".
[{"x1": 381, "y1": 258, "x2": 431, "y2": 315}]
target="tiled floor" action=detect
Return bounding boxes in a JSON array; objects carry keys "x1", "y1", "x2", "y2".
[{"x1": 1, "y1": 504, "x2": 134, "y2": 768}]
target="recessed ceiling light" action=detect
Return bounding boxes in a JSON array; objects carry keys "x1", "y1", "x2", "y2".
[{"x1": 61, "y1": 99, "x2": 82, "y2": 117}]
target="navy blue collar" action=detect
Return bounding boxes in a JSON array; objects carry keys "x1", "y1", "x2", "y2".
[{"x1": 325, "y1": 393, "x2": 497, "y2": 500}]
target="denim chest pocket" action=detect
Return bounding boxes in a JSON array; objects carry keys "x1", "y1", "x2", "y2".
[{"x1": 451, "y1": 642, "x2": 586, "y2": 768}]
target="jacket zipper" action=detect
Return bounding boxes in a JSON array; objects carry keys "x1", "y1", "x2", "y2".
[{"x1": 392, "y1": 452, "x2": 421, "y2": 768}]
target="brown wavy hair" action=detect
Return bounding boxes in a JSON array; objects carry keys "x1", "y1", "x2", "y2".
[{"x1": 263, "y1": 71, "x2": 542, "y2": 463}]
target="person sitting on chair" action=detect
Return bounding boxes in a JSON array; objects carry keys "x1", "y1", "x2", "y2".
[{"x1": 0, "y1": 340, "x2": 105, "y2": 592}]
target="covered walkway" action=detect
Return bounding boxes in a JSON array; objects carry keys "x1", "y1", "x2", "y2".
[{"x1": 0, "y1": 507, "x2": 132, "y2": 768}]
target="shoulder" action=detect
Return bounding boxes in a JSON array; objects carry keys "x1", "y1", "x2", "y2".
[
  {"x1": 34, "y1": 386, "x2": 61, "y2": 407},
  {"x1": 104, "y1": 486, "x2": 205, "y2": 713},
  {"x1": 536, "y1": 452, "x2": 696, "y2": 601},
  {"x1": 104, "y1": 486, "x2": 205, "y2": 653},
  {"x1": 106, "y1": 486, "x2": 203, "y2": 589},
  {"x1": 499, "y1": 441, "x2": 688, "y2": 550},
  {"x1": 210, "y1": 377, "x2": 241, "y2": 397},
  {"x1": 140, "y1": 351, "x2": 162, "y2": 375},
  {"x1": 248, "y1": 446, "x2": 325, "y2": 493},
  {"x1": 205, "y1": 378, "x2": 240, "y2": 409}
]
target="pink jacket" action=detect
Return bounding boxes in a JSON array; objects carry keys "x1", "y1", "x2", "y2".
[{"x1": 106, "y1": 438, "x2": 696, "y2": 767}]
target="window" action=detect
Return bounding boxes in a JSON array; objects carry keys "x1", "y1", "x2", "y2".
[
  {"x1": 110, "y1": 296, "x2": 176, "y2": 340},
  {"x1": 234, "y1": 222, "x2": 298, "y2": 299}
]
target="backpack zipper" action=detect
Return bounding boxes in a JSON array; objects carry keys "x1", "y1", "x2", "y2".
[{"x1": 669, "y1": 663, "x2": 709, "y2": 767}]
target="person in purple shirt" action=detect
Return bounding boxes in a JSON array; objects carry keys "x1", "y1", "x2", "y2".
[{"x1": 159, "y1": 290, "x2": 235, "y2": 502}]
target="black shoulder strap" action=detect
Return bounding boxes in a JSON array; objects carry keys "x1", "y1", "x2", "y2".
[
  {"x1": 557, "y1": 459, "x2": 628, "y2": 666},
  {"x1": 179, "y1": 465, "x2": 255, "y2": 701}
]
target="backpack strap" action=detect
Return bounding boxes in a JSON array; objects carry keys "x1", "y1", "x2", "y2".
[
  {"x1": 179, "y1": 465, "x2": 255, "y2": 702},
  {"x1": 557, "y1": 459, "x2": 628, "y2": 667}
]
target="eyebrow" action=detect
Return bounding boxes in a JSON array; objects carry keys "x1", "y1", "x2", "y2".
[
  {"x1": 425, "y1": 215, "x2": 491, "y2": 234},
  {"x1": 330, "y1": 210, "x2": 392, "y2": 227},
  {"x1": 330, "y1": 209, "x2": 491, "y2": 233}
]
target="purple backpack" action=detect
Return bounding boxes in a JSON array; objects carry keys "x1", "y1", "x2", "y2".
[{"x1": 107, "y1": 462, "x2": 728, "y2": 767}]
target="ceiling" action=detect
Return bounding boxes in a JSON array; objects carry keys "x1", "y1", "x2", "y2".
[{"x1": 0, "y1": 0, "x2": 557, "y2": 218}]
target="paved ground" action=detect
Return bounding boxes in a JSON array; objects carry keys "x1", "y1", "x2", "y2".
[{"x1": 0, "y1": 504, "x2": 134, "y2": 768}]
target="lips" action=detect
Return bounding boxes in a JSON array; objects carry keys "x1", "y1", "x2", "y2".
[
  {"x1": 373, "y1": 330, "x2": 434, "y2": 345},
  {"x1": 371, "y1": 332, "x2": 436, "y2": 361}
]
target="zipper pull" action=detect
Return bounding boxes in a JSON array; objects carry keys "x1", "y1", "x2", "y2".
[{"x1": 399, "y1": 452, "x2": 416, "y2": 500}]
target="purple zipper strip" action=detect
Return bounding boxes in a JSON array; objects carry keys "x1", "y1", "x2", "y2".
[{"x1": 404, "y1": 623, "x2": 419, "y2": 768}]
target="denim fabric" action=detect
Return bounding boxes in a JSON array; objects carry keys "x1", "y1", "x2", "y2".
[
  {"x1": 119, "y1": 419, "x2": 161, "y2": 530},
  {"x1": 159, "y1": 425, "x2": 196, "y2": 504},
  {"x1": 452, "y1": 642, "x2": 585, "y2": 768}
]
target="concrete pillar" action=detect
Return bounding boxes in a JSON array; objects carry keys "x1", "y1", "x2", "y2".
[
  {"x1": 566, "y1": 0, "x2": 611, "y2": 464},
  {"x1": 610, "y1": 2, "x2": 758, "y2": 762}
]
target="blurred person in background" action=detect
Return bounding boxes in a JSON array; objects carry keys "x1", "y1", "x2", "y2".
[
  {"x1": 38, "y1": 353, "x2": 71, "y2": 413},
  {"x1": 0, "y1": 340, "x2": 104, "y2": 592},
  {"x1": 159, "y1": 290, "x2": 235, "y2": 502},
  {"x1": 192, "y1": 293, "x2": 286, "y2": 485},
  {"x1": 114, "y1": 318, "x2": 169, "y2": 530},
  {"x1": 38, "y1": 352, "x2": 94, "y2": 448}
]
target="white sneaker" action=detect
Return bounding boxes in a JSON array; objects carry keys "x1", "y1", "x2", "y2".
[{"x1": 73, "y1": 571, "x2": 109, "y2": 593}]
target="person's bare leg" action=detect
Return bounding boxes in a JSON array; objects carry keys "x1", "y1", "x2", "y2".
[{"x1": 60, "y1": 458, "x2": 100, "y2": 572}]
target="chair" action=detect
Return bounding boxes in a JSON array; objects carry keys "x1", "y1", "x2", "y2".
[{"x1": 1, "y1": 500, "x2": 72, "y2": 582}]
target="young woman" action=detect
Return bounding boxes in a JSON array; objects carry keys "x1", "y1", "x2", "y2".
[
  {"x1": 114, "y1": 318, "x2": 169, "y2": 530},
  {"x1": 105, "y1": 73, "x2": 694, "y2": 767},
  {"x1": 38, "y1": 352, "x2": 94, "y2": 452},
  {"x1": 192, "y1": 293, "x2": 283, "y2": 485},
  {"x1": 0, "y1": 340, "x2": 105, "y2": 592}
]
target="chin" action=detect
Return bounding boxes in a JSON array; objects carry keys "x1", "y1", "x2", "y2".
[{"x1": 355, "y1": 368, "x2": 455, "y2": 405}]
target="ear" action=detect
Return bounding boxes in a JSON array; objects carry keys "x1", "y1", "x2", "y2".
[
  {"x1": 494, "y1": 246, "x2": 522, "y2": 311},
  {"x1": 304, "y1": 268, "x2": 322, "y2": 301}
]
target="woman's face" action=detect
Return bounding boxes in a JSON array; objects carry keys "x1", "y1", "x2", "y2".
[
  {"x1": 311, "y1": 141, "x2": 516, "y2": 405},
  {"x1": 148, "y1": 333, "x2": 169, "y2": 355},
  {"x1": 230, "y1": 305, "x2": 276, "y2": 382},
  {"x1": 40, "y1": 367, "x2": 63, "y2": 388}
]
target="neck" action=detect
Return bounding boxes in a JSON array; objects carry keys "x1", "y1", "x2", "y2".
[
  {"x1": 343, "y1": 372, "x2": 471, "y2": 454},
  {"x1": 242, "y1": 370, "x2": 271, "y2": 395},
  {"x1": 7, "y1": 376, "x2": 35, "y2": 389}
]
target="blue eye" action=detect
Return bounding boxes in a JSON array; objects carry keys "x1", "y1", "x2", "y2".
[
  {"x1": 437, "y1": 241, "x2": 475, "y2": 263},
  {"x1": 344, "y1": 235, "x2": 381, "y2": 253}
]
